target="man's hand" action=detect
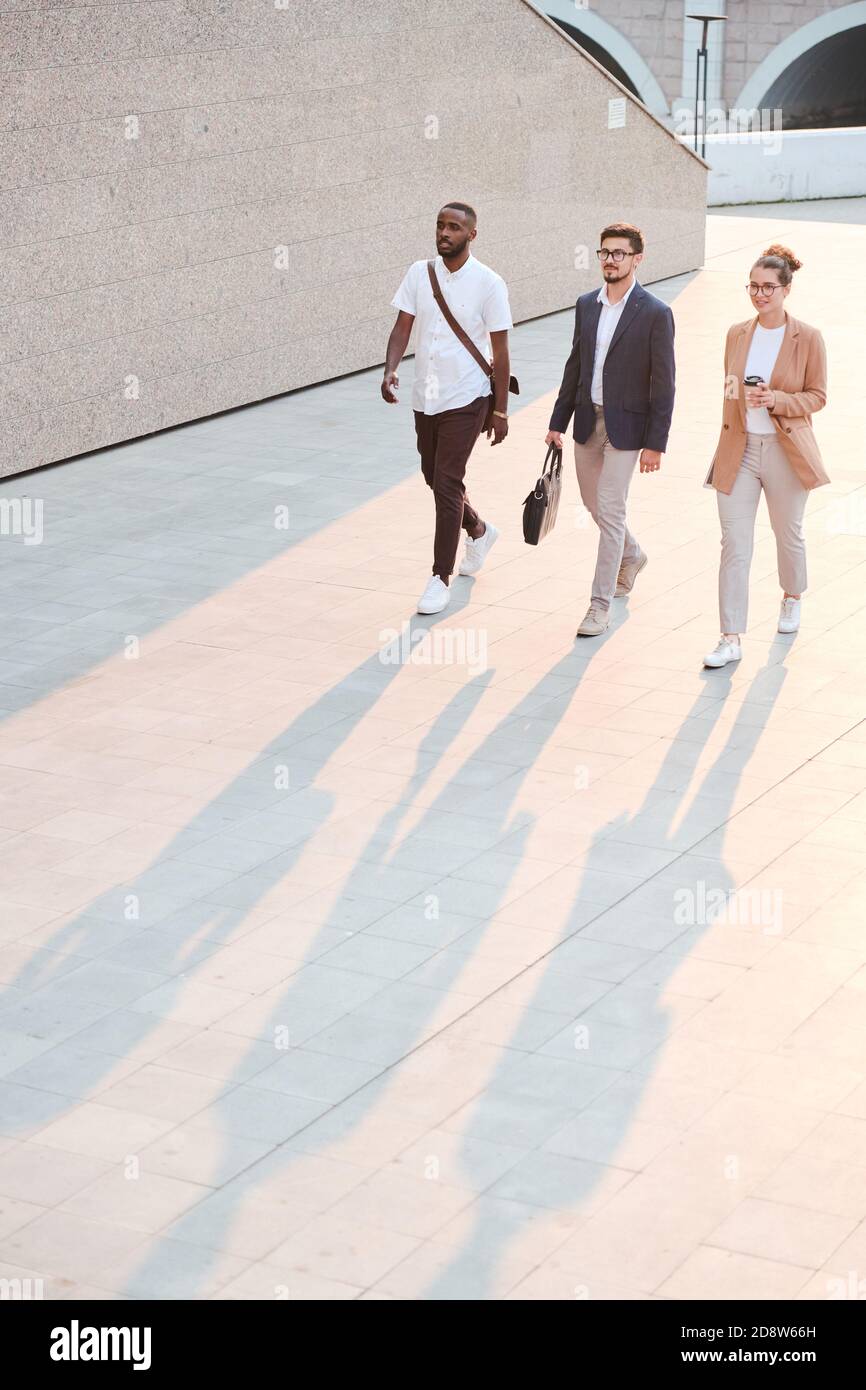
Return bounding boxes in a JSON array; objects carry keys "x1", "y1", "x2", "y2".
[
  {"x1": 545, "y1": 430, "x2": 563, "y2": 448},
  {"x1": 487, "y1": 414, "x2": 508, "y2": 446},
  {"x1": 381, "y1": 312, "x2": 414, "y2": 404},
  {"x1": 640, "y1": 448, "x2": 662, "y2": 473}
]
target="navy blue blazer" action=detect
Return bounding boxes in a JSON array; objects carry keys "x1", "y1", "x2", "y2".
[{"x1": 548, "y1": 282, "x2": 675, "y2": 452}]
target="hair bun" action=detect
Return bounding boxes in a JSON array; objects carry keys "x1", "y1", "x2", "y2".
[{"x1": 763, "y1": 243, "x2": 802, "y2": 272}]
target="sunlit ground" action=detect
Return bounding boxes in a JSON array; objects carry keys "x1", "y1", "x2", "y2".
[{"x1": 0, "y1": 201, "x2": 865, "y2": 1300}]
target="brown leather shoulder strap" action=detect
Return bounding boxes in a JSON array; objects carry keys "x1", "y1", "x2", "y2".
[{"x1": 426, "y1": 260, "x2": 492, "y2": 378}]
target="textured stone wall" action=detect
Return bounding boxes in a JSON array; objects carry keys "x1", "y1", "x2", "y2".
[{"x1": 0, "y1": 0, "x2": 707, "y2": 476}]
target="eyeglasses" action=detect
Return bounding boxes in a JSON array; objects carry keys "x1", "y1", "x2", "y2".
[
  {"x1": 746, "y1": 283, "x2": 782, "y2": 296},
  {"x1": 597, "y1": 249, "x2": 636, "y2": 263}
]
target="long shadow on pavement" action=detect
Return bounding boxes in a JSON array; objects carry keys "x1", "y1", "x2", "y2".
[
  {"x1": 420, "y1": 651, "x2": 789, "y2": 1298},
  {"x1": 104, "y1": 616, "x2": 634, "y2": 1294}
]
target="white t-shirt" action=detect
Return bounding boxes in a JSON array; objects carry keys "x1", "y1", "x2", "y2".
[
  {"x1": 744, "y1": 323, "x2": 786, "y2": 433},
  {"x1": 390, "y1": 253, "x2": 513, "y2": 414},
  {"x1": 591, "y1": 276, "x2": 638, "y2": 405}
]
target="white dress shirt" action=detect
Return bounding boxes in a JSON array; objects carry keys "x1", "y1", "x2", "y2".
[
  {"x1": 744, "y1": 323, "x2": 786, "y2": 433},
  {"x1": 591, "y1": 276, "x2": 638, "y2": 405},
  {"x1": 391, "y1": 253, "x2": 513, "y2": 414}
]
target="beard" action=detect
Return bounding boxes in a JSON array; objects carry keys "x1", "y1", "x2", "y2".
[{"x1": 438, "y1": 237, "x2": 470, "y2": 256}]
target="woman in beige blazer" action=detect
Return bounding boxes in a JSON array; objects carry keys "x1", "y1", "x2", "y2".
[{"x1": 703, "y1": 244, "x2": 828, "y2": 668}]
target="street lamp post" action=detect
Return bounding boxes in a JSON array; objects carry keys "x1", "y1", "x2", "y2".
[{"x1": 686, "y1": 13, "x2": 727, "y2": 159}]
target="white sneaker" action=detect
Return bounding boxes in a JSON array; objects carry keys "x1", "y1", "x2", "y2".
[
  {"x1": 459, "y1": 522, "x2": 499, "y2": 576},
  {"x1": 576, "y1": 603, "x2": 610, "y2": 637},
  {"x1": 703, "y1": 637, "x2": 742, "y2": 668},
  {"x1": 417, "y1": 575, "x2": 451, "y2": 614},
  {"x1": 778, "y1": 597, "x2": 801, "y2": 633}
]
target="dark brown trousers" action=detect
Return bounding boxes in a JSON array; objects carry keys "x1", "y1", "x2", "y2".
[{"x1": 413, "y1": 394, "x2": 488, "y2": 577}]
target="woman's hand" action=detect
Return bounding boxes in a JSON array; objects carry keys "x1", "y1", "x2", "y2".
[{"x1": 746, "y1": 384, "x2": 775, "y2": 410}]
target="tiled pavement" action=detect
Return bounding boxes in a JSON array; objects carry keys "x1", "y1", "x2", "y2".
[{"x1": 1, "y1": 202, "x2": 866, "y2": 1301}]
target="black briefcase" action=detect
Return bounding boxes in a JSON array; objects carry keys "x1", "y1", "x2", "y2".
[{"x1": 523, "y1": 442, "x2": 563, "y2": 545}]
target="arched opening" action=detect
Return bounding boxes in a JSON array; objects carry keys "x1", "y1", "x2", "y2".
[
  {"x1": 551, "y1": 16, "x2": 641, "y2": 100},
  {"x1": 757, "y1": 25, "x2": 866, "y2": 128},
  {"x1": 542, "y1": 2, "x2": 670, "y2": 117},
  {"x1": 734, "y1": 2, "x2": 866, "y2": 126}
]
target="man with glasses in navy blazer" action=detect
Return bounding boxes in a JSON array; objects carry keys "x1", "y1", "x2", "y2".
[{"x1": 546, "y1": 222, "x2": 675, "y2": 636}]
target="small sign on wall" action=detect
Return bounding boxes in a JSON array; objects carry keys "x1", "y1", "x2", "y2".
[{"x1": 608, "y1": 97, "x2": 627, "y2": 129}]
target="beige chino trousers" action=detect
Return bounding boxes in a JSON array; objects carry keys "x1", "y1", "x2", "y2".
[
  {"x1": 574, "y1": 404, "x2": 642, "y2": 611},
  {"x1": 716, "y1": 431, "x2": 808, "y2": 635}
]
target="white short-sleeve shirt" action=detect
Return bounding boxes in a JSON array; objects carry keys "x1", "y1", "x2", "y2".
[{"x1": 390, "y1": 252, "x2": 513, "y2": 414}]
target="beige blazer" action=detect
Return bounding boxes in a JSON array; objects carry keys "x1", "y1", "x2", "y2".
[{"x1": 705, "y1": 311, "x2": 829, "y2": 494}]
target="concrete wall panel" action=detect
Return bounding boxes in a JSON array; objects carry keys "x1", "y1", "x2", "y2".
[{"x1": 0, "y1": 0, "x2": 707, "y2": 476}]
